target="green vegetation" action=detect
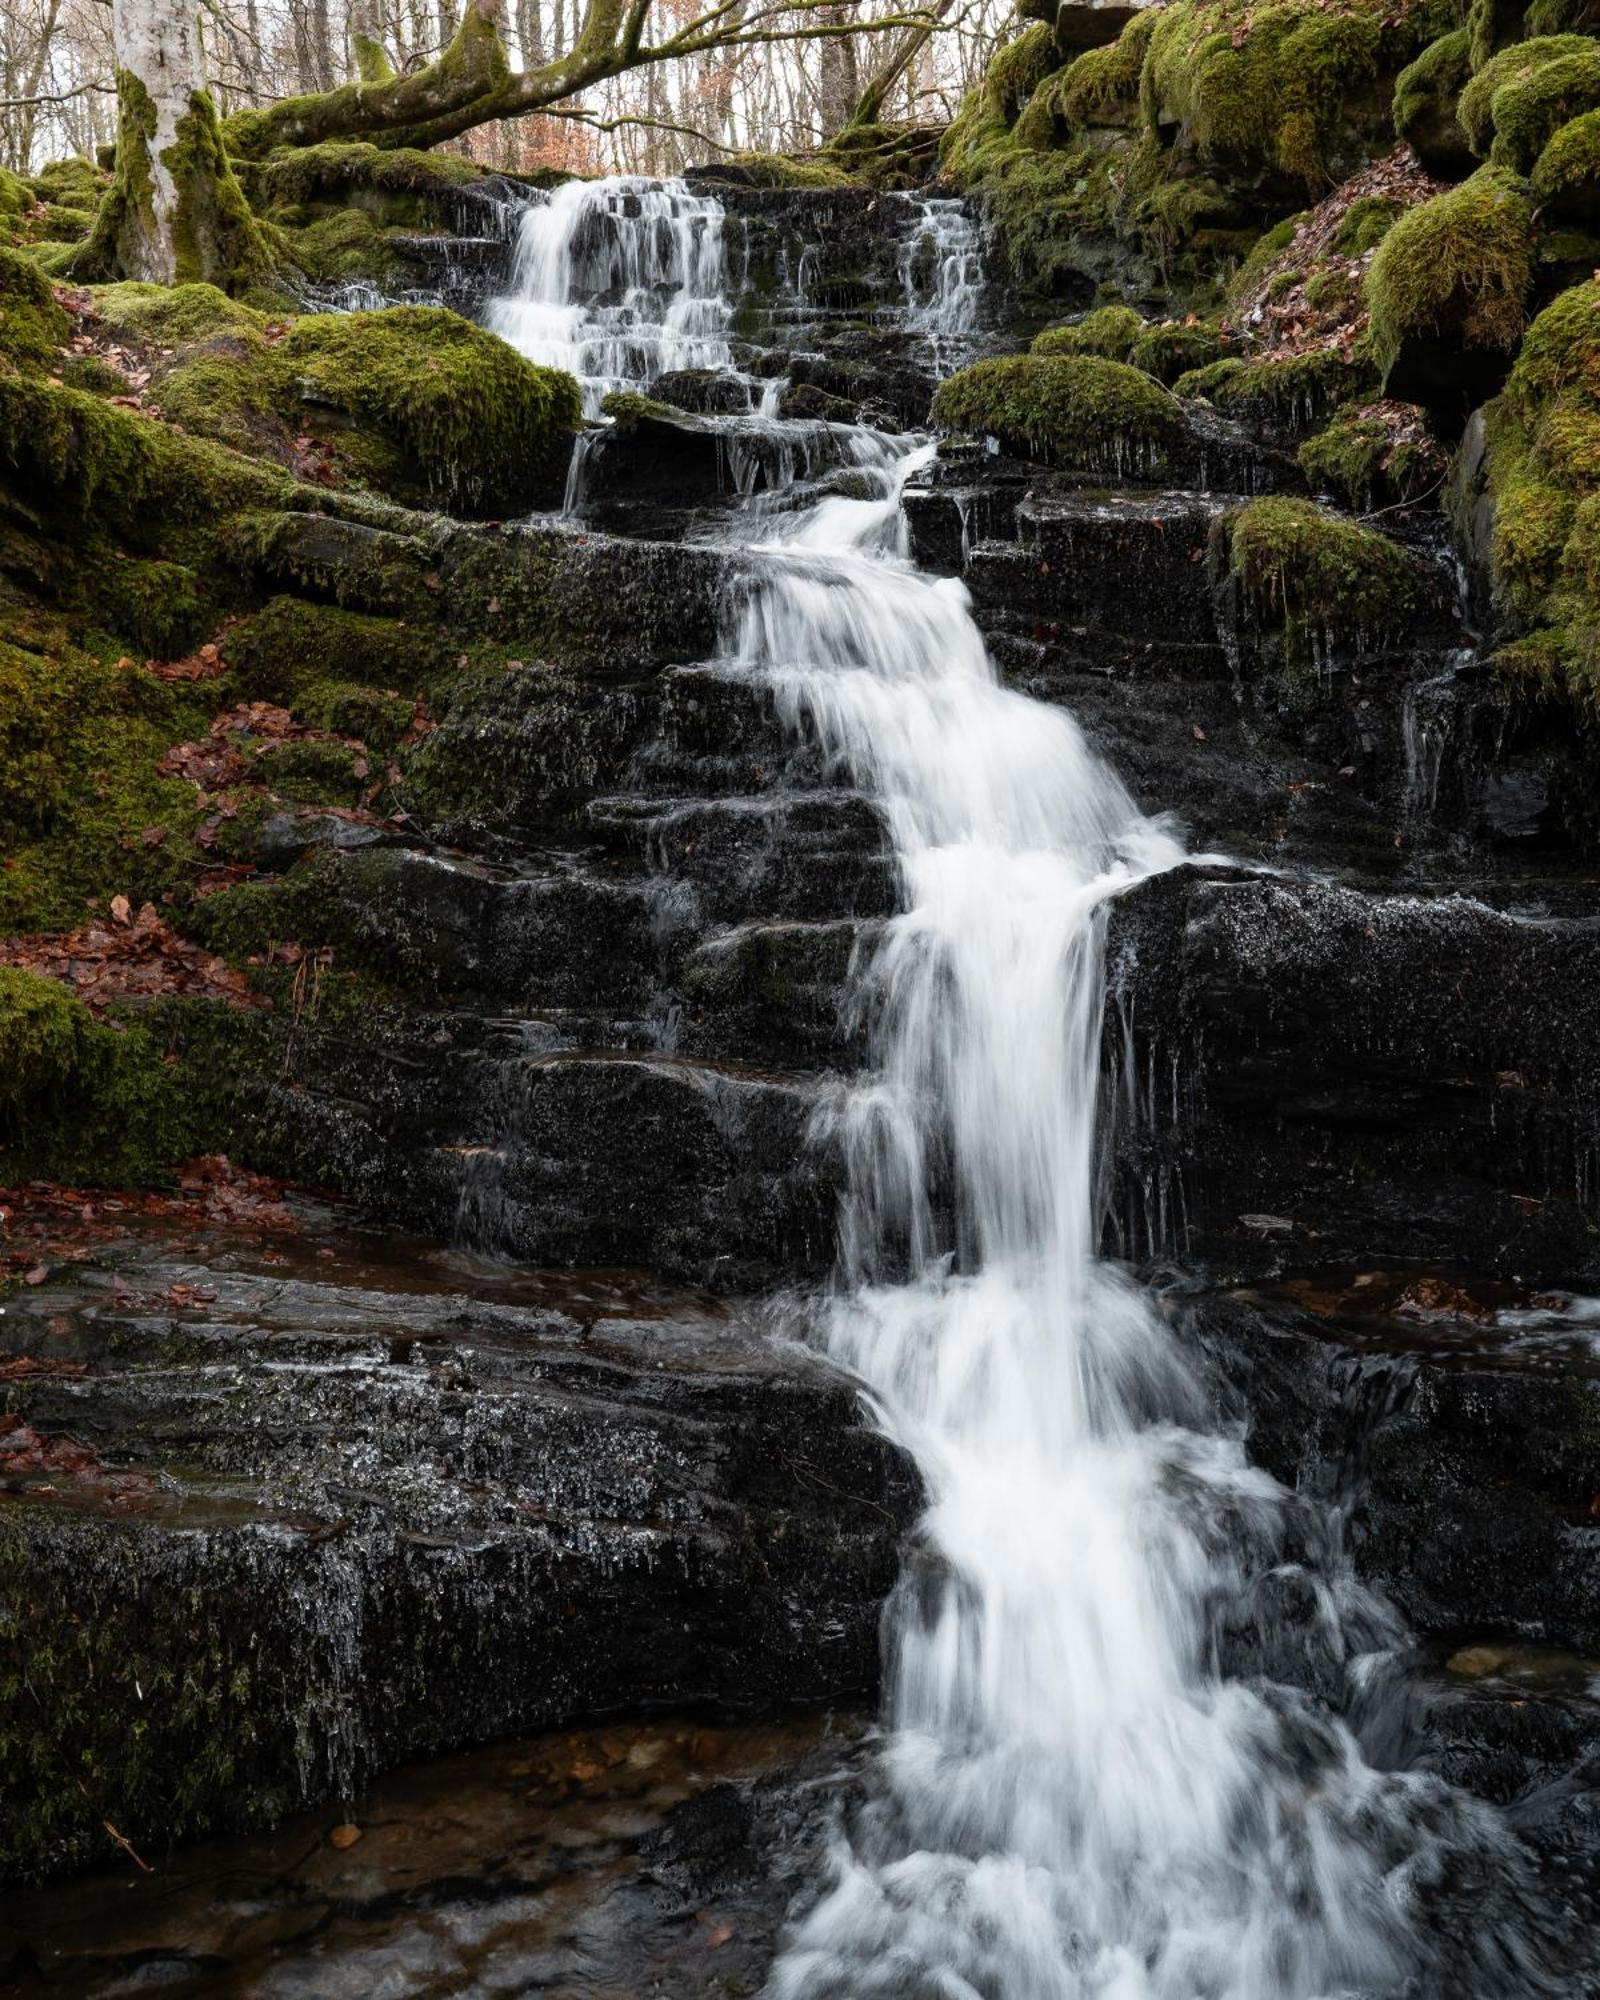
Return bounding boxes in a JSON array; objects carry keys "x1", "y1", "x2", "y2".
[
  {"x1": 1032, "y1": 304, "x2": 1144, "y2": 360},
  {"x1": 941, "y1": 22, "x2": 1060, "y2": 180},
  {"x1": 89, "y1": 280, "x2": 266, "y2": 345},
  {"x1": 1457, "y1": 35, "x2": 1600, "y2": 169},
  {"x1": 932, "y1": 353, "x2": 1185, "y2": 470},
  {"x1": 1470, "y1": 279, "x2": 1600, "y2": 698},
  {"x1": 257, "y1": 139, "x2": 484, "y2": 212},
  {"x1": 1174, "y1": 348, "x2": 1372, "y2": 430},
  {"x1": 1333, "y1": 194, "x2": 1403, "y2": 255},
  {"x1": 1393, "y1": 27, "x2": 1475, "y2": 174},
  {"x1": 1223, "y1": 494, "x2": 1418, "y2": 653},
  {"x1": 1364, "y1": 167, "x2": 1533, "y2": 378},
  {"x1": 1532, "y1": 108, "x2": 1600, "y2": 220},
  {"x1": 0, "y1": 246, "x2": 70, "y2": 371},
  {"x1": 1298, "y1": 408, "x2": 1443, "y2": 506}
]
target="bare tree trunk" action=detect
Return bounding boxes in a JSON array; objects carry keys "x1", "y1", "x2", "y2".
[
  {"x1": 846, "y1": 0, "x2": 952, "y2": 128},
  {"x1": 816, "y1": 2, "x2": 858, "y2": 140},
  {"x1": 15, "y1": 0, "x2": 65, "y2": 170},
  {"x1": 350, "y1": 0, "x2": 398, "y2": 79}
]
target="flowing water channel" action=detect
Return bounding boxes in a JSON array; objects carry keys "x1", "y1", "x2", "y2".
[{"x1": 487, "y1": 180, "x2": 1553, "y2": 1999}]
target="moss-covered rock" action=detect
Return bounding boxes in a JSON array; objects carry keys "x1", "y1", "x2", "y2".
[
  {"x1": 256, "y1": 140, "x2": 484, "y2": 216},
  {"x1": 1460, "y1": 278, "x2": 1600, "y2": 700},
  {"x1": 1298, "y1": 405, "x2": 1445, "y2": 505},
  {"x1": 932, "y1": 352, "x2": 1185, "y2": 471},
  {"x1": 1458, "y1": 35, "x2": 1600, "y2": 172},
  {"x1": 1031, "y1": 303, "x2": 1144, "y2": 359},
  {"x1": 1532, "y1": 108, "x2": 1600, "y2": 221},
  {"x1": 1393, "y1": 27, "x2": 1476, "y2": 176},
  {"x1": 941, "y1": 22, "x2": 1062, "y2": 181},
  {"x1": 222, "y1": 597, "x2": 445, "y2": 705},
  {"x1": 1175, "y1": 347, "x2": 1372, "y2": 435},
  {"x1": 699, "y1": 150, "x2": 855, "y2": 190},
  {"x1": 1221, "y1": 493, "x2": 1419, "y2": 660},
  {"x1": 1364, "y1": 165, "x2": 1534, "y2": 406},
  {"x1": 0, "y1": 245, "x2": 69, "y2": 372},
  {"x1": 89, "y1": 279, "x2": 267, "y2": 346},
  {"x1": 0, "y1": 968, "x2": 86, "y2": 1117},
  {"x1": 275, "y1": 308, "x2": 579, "y2": 515}
]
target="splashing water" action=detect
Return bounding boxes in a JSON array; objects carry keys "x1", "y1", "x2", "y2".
[
  {"x1": 548, "y1": 182, "x2": 1556, "y2": 2000},
  {"x1": 486, "y1": 176, "x2": 734, "y2": 416},
  {"x1": 897, "y1": 195, "x2": 984, "y2": 370}
]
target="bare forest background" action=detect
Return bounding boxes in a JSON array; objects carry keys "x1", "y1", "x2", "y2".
[{"x1": 2, "y1": 0, "x2": 1013, "y2": 178}]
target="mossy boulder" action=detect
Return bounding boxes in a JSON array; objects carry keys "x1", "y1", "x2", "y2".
[
  {"x1": 1031, "y1": 303, "x2": 1144, "y2": 359},
  {"x1": 1174, "y1": 348, "x2": 1372, "y2": 437},
  {"x1": 1531, "y1": 108, "x2": 1600, "y2": 221},
  {"x1": 0, "y1": 968, "x2": 87, "y2": 1118},
  {"x1": 0, "y1": 246, "x2": 69, "y2": 372},
  {"x1": 275, "y1": 308, "x2": 579, "y2": 514},
  {"x1": 932, "y1": 352, "x2": 1185, "y2": 471},
  {"x1": 699, "y1": 151, "x2": 855, "y2": 190},
  {"x1": 1364, "y1": 165, "x2": 1534, "y2": 408},
  {"x1": 222, "y1": 597, "x2": 445, "y2": 705},
  {"x1": 1394, "y1": 27, "x2": 1476, "y2": 176},
  {"x1": 1459, "y1": 278, "x2": 1600, "y2": 700},
  {"x1": 256, "y1": 141, "x2": 485, "y2": 220},
  {"x1": 1459, "y1": 36, "x2": 1600, "y2": 172},
  {"x1": 88, "y1": 280, "x2": 267, "y2": 346},
  {"x1": 941, "y1": 22, "x2": 1062, "y2": 181},
  {"x1": 1220, "y1": 493, "x2": 1419, "y2": 664},
  {"x1": 1298, "y1": 406, "x2": 1445, "y2": 506}
]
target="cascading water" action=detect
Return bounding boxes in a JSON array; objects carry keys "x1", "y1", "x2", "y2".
[
  {"x1": 537, "y1": 177, "x2": 1553, "y2": 1998},
  {"x1": 486, "y1": 176, "x2": 734, "y2": 415},
  {"x1": 897, "y1": 194, "x2": 984, "y2": 370}
]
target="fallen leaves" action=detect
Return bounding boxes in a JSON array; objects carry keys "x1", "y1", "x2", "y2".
[
  {"x1": 328, "y1": 1823, "x2": 363, "y2": 1851},
  {"x1": 0, "y1": 905, "x2": 263, "y2": 1016}
]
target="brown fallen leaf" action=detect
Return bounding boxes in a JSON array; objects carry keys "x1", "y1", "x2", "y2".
[{"x1": 329, "y1": 1823, "x2": 363, "y2": 1850}]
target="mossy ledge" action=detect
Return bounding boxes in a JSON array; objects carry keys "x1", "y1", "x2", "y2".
[
  {"x1": 1219, "y1": 494, "x2": 1420, "y2": 659},
  {"x1": 932, "y1": 353, "x2": 1185, "y2": 473}
]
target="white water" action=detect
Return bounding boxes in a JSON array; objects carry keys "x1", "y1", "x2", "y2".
[
  {"x1": 527, "y1": 178, "x2": 1548, "y2": 1999},
  {"x1": 486, "y1": 176, "x2": 734, "y2": 416}
]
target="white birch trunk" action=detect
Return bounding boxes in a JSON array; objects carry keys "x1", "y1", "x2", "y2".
[{"x1": 111, "y1": 0, "x2": 203, "y2": 283}]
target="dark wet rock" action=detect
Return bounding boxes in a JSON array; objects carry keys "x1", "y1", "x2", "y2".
[
  {"x1": 1187, "y1": 1285, "x2": 1600, "y2": 1653},
  {"x1": 653, "y1": 366, "x2": 754, "y2": 415},
  {"x1": 0, "y1": 1250, "x2": 914, "y2": 1885},
  {"x1": 1108, "y1": 869, "x2": 1600, "y2": 1281},
  {"x1": 0, "y1": 1713, "x2": 868, "y2": 1995}
]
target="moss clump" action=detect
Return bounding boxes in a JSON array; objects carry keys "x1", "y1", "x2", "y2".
[
  {"x1": 257, "y1": 140, "x2": 483, "y2": 213},
  {"x1": 1031, "y1": 303, "x2": 1144, "y2": 359},
  {"x1": 0, "y1": 376, "x2": 290, "y2": 546},
  {"x1": 704, "y1": 151, "x2": 854, "y2": 189},
  {"x1": 29, "y1": 157, "x2": 107, "y2": 212},
  {"x1": 1468, "y1": 280, "x2": 1600, "y2": 697},
  {"x1": 1129, "y1": 319, "x2": 1231, "y2": 382},
  {"x1": 1175, "y1": 347, "x2": 1371, "y2": 431},
  {"x1": 89, "y1": 280, "x2": 266, "y2": 346},
  {"x1": 286, "y1": 209, "x2": 397, "y2": 284},
  {"x1": 96, "y1": 554, "x2": 212, "y2": 659},
  {"x1": 297, "y1": 680, "x2": 413, "y2": 751},
  {"x1": 1224, "y1": 494, "x2": 1418, "y2": 647},
  {"x1": 598, "y1": 389, "x2": 684, "y2": 425},
  {"x1": 1297, "y1": 407, "x2": 1442, "y2": 505},
  {"x1": 251, "y1": 736, "x2": 363, "y2": 805},
  {"x1": 1393, "y1": 27, "x2": 1475, "y2": 175},
  {"x1": 1364, "y1": 166, "x2": 1533, "y2": 378},
  {"x1": 1225, "y1": 213, "x2": 1307, "y2": 307},
  {"x1": 0, "y1": 245, "x2": 69, "y2": 371},
  {"x1": 940, "y1": 22, "x2": 1061, "y2": 181},
  {"x1": 223, "y1": 597, "x2": 443, "y2": 705},
  {"x1": 1043, "y1": 12, "x2": 1160, "y2": 136},
  {"x1": 0, "y1": 969, "x2": 86, "y2": 1117},
  {"x1": 1140, "y1": 0, "x2": 1450, "y2": 193},
  {"x1": 150, "y1": 330, "x2": 291, "y2": 459},
  {"x1": 275, "y1": 307, "x2": 579, "y2": 514},
  {"x1": 1457, "y1": 36, "x2": 1600, "y2": 162},
  {"x1": 1333, "y1": 193, "x2": 1404, "y2": 254},
  {"x1": 932, "y1": 352, "x2": 1185, "y2": 470},
  {"x1": 1532, "y1": 109, "x2": 1600, "y2": 220}
]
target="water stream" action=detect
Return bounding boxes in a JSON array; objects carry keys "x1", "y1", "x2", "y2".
[{"x1": 486, "y1": 182, "x2": 1551, "y2": 1998}]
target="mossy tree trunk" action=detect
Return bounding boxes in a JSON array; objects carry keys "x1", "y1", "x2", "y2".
[{"x1": 67, "y1": 0, "x2": 275, "y2": 294}]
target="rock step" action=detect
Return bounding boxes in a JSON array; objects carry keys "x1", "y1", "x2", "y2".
[
  {"x1": 0, "y1": 1255, "x2": 916, "y2": 1883},
  {"x1": 1106, "y1": 865, "x2": 1600, "y2": 1283}
]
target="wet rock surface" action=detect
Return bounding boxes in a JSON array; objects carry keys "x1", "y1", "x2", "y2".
[{"x1": 0, "y1": 1229, "x2": 914, "y2": 1883}]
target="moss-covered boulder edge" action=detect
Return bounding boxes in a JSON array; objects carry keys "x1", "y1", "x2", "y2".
[{"x1": 0, "y1": 253, "x2": 589, "y2": 1203}]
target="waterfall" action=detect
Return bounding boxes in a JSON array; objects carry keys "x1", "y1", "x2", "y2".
[
  {"x1": 897, "y1": 194, "x2": 984, "y2": 370},
  {"x1": 485, "y1": 176, "x2": 734, "y2": 416},
  {"x1": 540, "y1": 178, "x2": 1548, "y2": 1999}
]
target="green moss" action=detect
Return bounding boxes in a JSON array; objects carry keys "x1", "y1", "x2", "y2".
[
  {"x1": 1532, "y1": 109, "x2": 1600, "y2": 219},
  {"x1": 1458, "y1": 36, "x2": 1595, "y2": 153},
  {"x1": 1129, "y1": 319, "x2": 1231, "y2": 382},
  {"x1": 598, "y1": 389, "x2": 683, "y2": 425},
  {"x1": 29, "y1": 157, "x2": 107, "y2": 211},
  {"x1": 708, "y1": 151, "x2": 854, "y2": 189},
  {"x1": 0, "y1": 376, "x2": 290, "y2": 546},
  {"x1": 1053, "y1": 13, "x2": 1160, "y2": 132},
  {"x1": 276, "y1": 307, "x2": 579, "y2": 514},
  {"x1": 252, "y1": 736, "x2": 363, "y2": 804},
  {"x1": 1461, "y1": 280, "x2": 1600, "y2": 700},
  {"x1": 95, "y1": 554, "x2": 212, "y2": 658},
  {"x1": 1473, "y1": 42, "x2": 1600, "y2": 173},
  {"x1": 1298, "y1": 407, "x2": 1442, "y2": 505},
  {"x1": 285, "y1": 208, "x2": 397, "y2": 284},
  {"x1": 56, "y1": 353, "x2": 125, "y2": 397},
  {"x1": 297, "y1": 679, "x2": 413, "y2": 750},
  {"x1": 0, "y1": 245, "x2": 69, "y2": 372},
  {"x1": 0, "y1": 969, "x2": 86, "y2": 1115},
  {"x1": 89, "y1": 280, "x2": 266, "y2": 345},
  {"x1": 1364, "y1": 165, "x2": 1533, "y2": 376},
  {"x1": 932, "y1": 352, "x2": 1185, "y2": 470},
  {"x1": 1226, "y1": 213, "x2": 1307, "y2": 306},
  {"x1": 1304, "y1": 266, "x2": 1357, "y2": 310},
  {"x1": 1224, "y1": 493, "x2": 1418, "y2": 644},
  {"x1": 1140, "y1": 0, "x2": 1447, "y2": 192},
  {"x1": 257, "y1": 140, "x2": 482, "y2": 212},
  {"x1": 940, "y1": 22, "x2": 1061, "y2": 181},
  {"x1": 1393, "y1": 27, "x2": 1474, "y2": 174},
  {"x1": 1031, "y1": 303, "x2": 1144, "y2": 359},
  {"x1": 1175, "y1": 347, "x2": 1372, "y2": 429},
  {"x1": 1333, "y1": 193, "x2": 1404, "y2": 254},
  {"x1": 149, "y1": 330, "x2": 291, "y2": 459},
  {"x1": 223, "y1": 597, "x2": 443, "y2": 705}
]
